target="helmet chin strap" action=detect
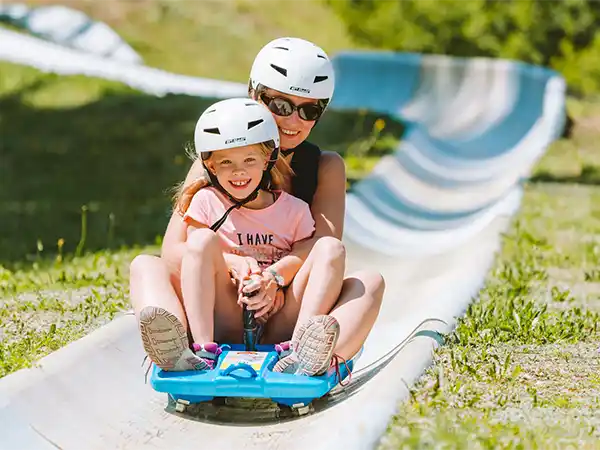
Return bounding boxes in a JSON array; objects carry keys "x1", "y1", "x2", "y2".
[
  {"x1": 204, "y1": 147, "x2": 279, "y2": 232},
  {"x1": 204, "y1": 168, "x2": 260, "y2": 232}
]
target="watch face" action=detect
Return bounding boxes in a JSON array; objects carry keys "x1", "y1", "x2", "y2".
[{"x1": 269, "y1": 270, "x2": 284, "y2": 287}]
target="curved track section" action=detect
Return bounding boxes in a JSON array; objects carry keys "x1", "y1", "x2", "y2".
[
  {"x1": 335, "y1": 51, "x2": 566, "y2": 256},
  {"x1": 0, "y1": 28, "x2": 566, "y2": 450}
]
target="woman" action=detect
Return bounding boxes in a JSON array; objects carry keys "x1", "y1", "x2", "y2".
[{"x1": 130, "y1": 37, "x2": 385, "y2": 370}]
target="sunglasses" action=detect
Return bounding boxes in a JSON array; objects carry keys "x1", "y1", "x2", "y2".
[{"x1": 260, "y1": 93, "x2": 325, "y2": 122}]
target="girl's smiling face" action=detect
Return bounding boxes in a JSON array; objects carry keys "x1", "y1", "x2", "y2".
[{"x1": 205, "y1": 144, "x2": 268, "y2": 200}]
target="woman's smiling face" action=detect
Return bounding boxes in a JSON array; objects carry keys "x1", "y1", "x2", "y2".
[{"x1": 259, "y1": 88, "x2": 319, "y2": 150}]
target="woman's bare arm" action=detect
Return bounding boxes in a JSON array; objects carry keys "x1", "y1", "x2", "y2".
[
  {"x1": 266, "y1": 151, "x2": 346, "y2": 284},
  {"x1": 308, "y1": 151, "x2": 347, "y2": 239},
  {"x1": 160, "y1": 159, "x2": 206, "y2": 273}
]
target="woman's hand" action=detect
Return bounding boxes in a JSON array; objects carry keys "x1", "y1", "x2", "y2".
[
  {"x1": 251, "y1": 289, "x2": 285, "y2": 325},
  {"x1": 238, "y1": 272, "x2": 281, "y2": 320},
  {"x1": 263, "y1": 289, "x2": 285, "y2": 323}
]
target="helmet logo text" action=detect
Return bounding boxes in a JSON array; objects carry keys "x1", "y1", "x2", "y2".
[
  {"x1": 225, "y1": 137, "x2": 246, "y2": 145},
  {"x1": 290, "y1": 86, "x2": 310, "y2": 94}
]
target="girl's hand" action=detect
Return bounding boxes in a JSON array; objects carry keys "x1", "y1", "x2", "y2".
[{"x1": 226, "y1": 255, "x2": 261, "y2": 285}]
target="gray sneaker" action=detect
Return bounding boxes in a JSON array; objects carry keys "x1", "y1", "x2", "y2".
[
  {"x1": 272, "y1": 315, "x2": 340, "y2": 376},
  {"x1": 139, "y1": 306, "x2": 211, "y2": 371}
]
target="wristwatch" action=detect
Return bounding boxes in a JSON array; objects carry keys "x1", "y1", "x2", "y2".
[{"x1": 266, "y1": 268, "x2": 285, "y2": 289}]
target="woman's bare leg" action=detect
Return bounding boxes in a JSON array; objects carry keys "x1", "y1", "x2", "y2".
[
  {"x1": 328, "y1": 269, "x2": 385, "y2": 360},
  {"x1": 130, "y1": 254, "x2": 187, "y2": 325}
]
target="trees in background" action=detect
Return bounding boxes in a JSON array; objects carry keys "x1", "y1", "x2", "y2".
[{"x1": 326, "y1": 0, "x2": 600, "y2": 96}]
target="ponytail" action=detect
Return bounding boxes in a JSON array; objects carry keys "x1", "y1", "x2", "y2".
[{"x1": 172, "y1": 175, "x2": 210, "y2": 216}]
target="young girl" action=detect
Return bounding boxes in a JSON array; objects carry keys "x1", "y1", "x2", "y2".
[{"x1": 138, "y1": 98, "x2": 340, "y2": 376}]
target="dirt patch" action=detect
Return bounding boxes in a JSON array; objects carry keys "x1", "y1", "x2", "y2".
[{"x1": 0, "y1": 286, "x2": 126, "y2": 343}]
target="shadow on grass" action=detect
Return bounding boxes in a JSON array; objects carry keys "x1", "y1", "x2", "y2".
[
  {"x1": 530, "y1": 165, "x2": 600, "y2": 186},
  {"x1": 0, "y1": 77, "x2": 404, "y2": 263}
]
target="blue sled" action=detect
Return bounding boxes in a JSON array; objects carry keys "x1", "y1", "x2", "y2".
[{"x1": 149, "y1": 343, "x2": 353, "y2": 411}]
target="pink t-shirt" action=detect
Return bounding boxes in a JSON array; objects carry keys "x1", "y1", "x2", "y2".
[{"x1": 183, "y1": 187, "x2": 315, "y2": 268}]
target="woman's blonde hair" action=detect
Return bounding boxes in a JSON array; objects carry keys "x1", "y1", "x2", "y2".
[{"x1": 172, "y1": 142, "x2": 293, "y2": 216}]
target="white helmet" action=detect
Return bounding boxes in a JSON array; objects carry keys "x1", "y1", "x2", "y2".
[
  {"x1": 250, "y1": 37, "x2": 335, "y2": 101},
  {"x1": 194, "y1": 98, "x2": 280, "y2": 155}
]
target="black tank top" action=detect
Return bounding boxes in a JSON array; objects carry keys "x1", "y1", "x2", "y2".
[{"x1": 287, "y1": 141, "x2": 321, "y2": 206}]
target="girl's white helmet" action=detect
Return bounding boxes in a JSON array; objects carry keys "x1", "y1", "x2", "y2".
[
  {"x1": 194, "y1": 98, "x2": 280, "y2": 155},
  {"x1": 249, "y1": 37, "x2": 335, "y2": 101}
]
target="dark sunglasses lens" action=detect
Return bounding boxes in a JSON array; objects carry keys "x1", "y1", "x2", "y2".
[
  {"x1": 261, "y1": 93, "x2": 323, "y2": 121},
  {"x1": 298, "y1": 105, "x2": 322, "y2": 121},
  {"x1": 270, "y1": 97, "x2": 294, "y2": 116}
]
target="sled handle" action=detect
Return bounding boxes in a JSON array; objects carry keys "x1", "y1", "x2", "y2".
[
  {"x1": 242, "y1": 279, "x2": 259, "y2": 351},
  {"x1": 220, "y1": 362, "x2": 258, "y2": 379}
]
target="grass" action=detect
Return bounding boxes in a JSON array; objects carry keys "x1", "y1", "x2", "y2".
[
  {"x1": 0, "y1": 246, "x2": 143, "y2": 377},
  {"x1": 379, "y1": 103, "x2": 600, "y2": 448},
  {"x1": 530, "y1": 98, "x2": 600, "y2": 185}
]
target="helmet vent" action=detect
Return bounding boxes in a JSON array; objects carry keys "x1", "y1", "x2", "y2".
[
  {"x1": 270, "y1": 64, "x2": 288, "y2": 77},
  {"x1": 317, "y1": 54, "x2": 327, "y2": 60},
  {"x1": 314, "y1": 75, "x2": 328, "y2": 83},
  {"x1": 247, "y1": 119, "x2": 264, "y2": 130},
  {"x1": 205, "y1": 109, "x2": 216, "y2": 114},
  {"x1": 273, "y1": 46, "x2": 289, "y2": 51},
  {"x1": 203, "y1": 127, "x2": 220, "y2": 135}
]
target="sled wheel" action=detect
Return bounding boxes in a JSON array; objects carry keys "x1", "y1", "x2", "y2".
[
  {"x1": 175, "y1": 398, "x2": 190, "y2": 413},
  {"x1": 291, "y1": 403, "x2": 310, "y2": 416}
]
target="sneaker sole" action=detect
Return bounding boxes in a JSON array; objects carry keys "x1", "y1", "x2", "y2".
[
  {"x1": 139, "y1": 306, "x2": 203, "y2": 371},
  {"x1": 293, "y1": 315, "x2": 340, "y2": 377}
]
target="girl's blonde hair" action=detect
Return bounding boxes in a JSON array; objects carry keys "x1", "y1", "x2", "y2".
[{"x1": 172, "y1": 142, "x2": 293, "y2": 216}]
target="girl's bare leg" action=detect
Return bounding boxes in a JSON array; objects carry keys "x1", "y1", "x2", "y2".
[
  {"x1": 130, "y1": 254, "x2": 200, "y2": 370},
  {"x1": 262, "y1": 237, "x2": 385, "y2": 361},
  {"x1": 180, "y1": 228, "x2": 242, "y2": 344},
  {"x1": 263, "y1": 237, "x2": 345, "y2": 340},
  {"x1": 129, "y1": 230, "x2": 243, "y2": 371}
]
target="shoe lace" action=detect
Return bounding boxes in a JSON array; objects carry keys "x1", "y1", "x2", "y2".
[
  {"x1": 141, "y1": 355, "x2": 152, "y2": 384},
  {"x1": 331, "y1": 353, "x2": 352, "y2": 387}
]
